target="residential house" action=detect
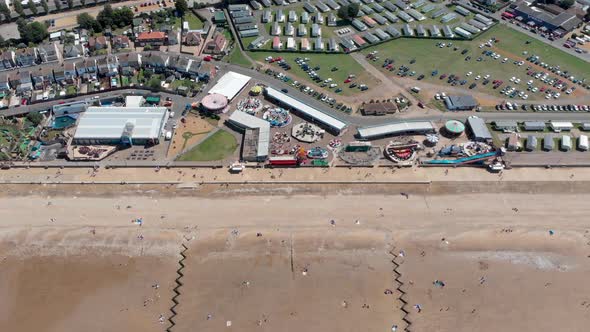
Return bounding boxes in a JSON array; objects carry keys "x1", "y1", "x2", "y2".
[
  {"x1": 32, "y1": 67, "x2": 55, "y2": 90},
  {"x1": 53, "y1": 67, "x2": 65, "y2": 85},
  {"x1": 96, "y1": 57, "x2": 109, "y2": 77},
  {"x1": 76, "y1": 59, "x2": 98, "y2": 82},
  {"x1": 105, "y1": 55, "x2": 119, "y2": 77},
  {"x1": 0, "y1": 50, "x2": 16, "y2": 70},
  {"x1": 183, "y1": 32, "x2": 202, "y2": 46},
  {"x1": 63, "y1": 44, "x2": 85, "y2": 59},
  {"x1": 15, "y1": 48, "x2": 38, "y2": 67},
  {"x1": 112, "y1": 35, "x2": 131, "y2": 50},
  {"x1": 0, "y1": 73, "x2": 10, "y2": 91},
  {"x1": 187, "y1": 59, "x2": 205, "y2": 80},
  {"x1": 88, "y1": 35, "x2": 108, "y2": 51},
  {"x1": 143, "y1": 53, "x2": 170, "y2": 73},
  {"x1": 16, "y1": 71, "x2": 33, "y2": 94},
  {"x1": 118, "y1": 52, "x2": 141, "y2": 76},
  {"x1": 8, "y1": 72, "x2": 21, "y2": 88},
  {"x1": 37, "y1": 43, "x2": 59, "y2": 63},
  {"x1": 168, "y1": 55, "x2": 192, "y2": 76},
  {"x1": 204, "y1": 34, "x2": 227, "y2": 55},
  {"x1": 167, "y1": 33, "x2": 179, "y2": 45},
  {"x1": 64, "y1": 62, "x2": 77, "y2": 84},
  {"x1": 136, "y1": 31, "x2": 168, "y2": 47}
]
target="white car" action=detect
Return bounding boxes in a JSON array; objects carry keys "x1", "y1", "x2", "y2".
[
  {"x1": 466, "y1": 71, "x2": 473, "y2": 76},
  {"x1": 502, "y1": 58, "x2": 508, "y2": 63},
  {"x1": 514, "y1": 78, "x2": 521, "y2": 84},
  {"x1": 484, "y1": 74, "x2": 490, "y2": 79},
  {"x1": 527, "y1": 80, "x2": 533, "y2": 85},
  {"x1": 475, "y1": 75, "x2": 481, "y2": 80},
  {"x1": 509, "y1": 76, "x2": 515, "y2": 82},
  {"x1": 565, "y1": 89, "x2": 572, "y2": 94},
  {"x1": 329, "y1": 84, "x2": 338, "y2": 88}
]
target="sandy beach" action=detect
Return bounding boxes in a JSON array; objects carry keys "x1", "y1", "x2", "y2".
[{"x1": 1, "y1": 189, "x2": 589, "y2": 331}]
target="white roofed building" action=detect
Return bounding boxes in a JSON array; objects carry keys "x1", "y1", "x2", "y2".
[
  {"x1": 357, "y1": 121, "x2": 435, "y2": 140},
  {"x1": 208, "y1": 71, "x2": 251, "y2": 101},
  {"x1": 73, "y1": 106, "x2": 168, "y2": 146}
]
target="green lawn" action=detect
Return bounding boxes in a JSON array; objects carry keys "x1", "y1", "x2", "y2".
[
  {"x1": 226, "y1": 47, "x2": 253, "y2": 68},
  {"x1": 185, "y1": 12, "x2": 204, "y2": 30},
  {"x1": 359, "y1": 24, "x2": 590, "y2": 100},
  {"x1": 249, "y1": 51, "x2": 376, "y2": 96},
  {"x1": 176, "y1": 129, "x2": 238, "y2": 161}
]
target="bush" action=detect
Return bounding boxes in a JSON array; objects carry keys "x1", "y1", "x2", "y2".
[{"x1": 26, "y1": 112, "x2": 44, "y2": 126}]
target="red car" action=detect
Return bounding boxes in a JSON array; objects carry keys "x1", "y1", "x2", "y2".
[
  {"x1": 203, "y1": 55, "x2": 212, "y2": 61},
  {"x1": 344, "y1": 78, "x2": 351, "y2": 83}
]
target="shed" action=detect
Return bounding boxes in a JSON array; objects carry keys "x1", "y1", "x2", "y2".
[
  {"x1": 543, "y1": 134, "x2": 554, "y2": 151},
  {"x1": 525, "y1": 135, "x2": 537, "y2": 151},
  {"x1": 506, "y1": 133, "x2": 521, "y2": 151}
]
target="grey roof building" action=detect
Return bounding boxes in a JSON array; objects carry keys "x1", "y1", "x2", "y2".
[
  {"x1": 444, "y1": 95, "x2": 478, "y2": 110},
  {"x1": 466, "y1": 116, "x2": 492, "y2": 142}
]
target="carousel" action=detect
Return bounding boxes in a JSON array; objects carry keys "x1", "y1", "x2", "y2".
[
  {"x1": 237, "y1": 97, "x2": 263, "y2": 115},
  {"x1": 291, "y1": 122, "x2": 325, "y2": 143},
  {"x1": 306, "y1": 146, "x2": 329, "y2": 159},
  {"x1": 384, "y1": 139, "x2": 421, "y2": 163},
  {"x1": 263, "y1": 107, "x2": 292, "y2": 127}
]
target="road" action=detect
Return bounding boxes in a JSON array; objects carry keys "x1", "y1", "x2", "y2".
[{"x1": 2, "y1": 49, "x2": 590, "y2": 129}]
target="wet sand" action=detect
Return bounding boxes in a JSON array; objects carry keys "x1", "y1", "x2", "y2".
[{"x1": 0, "y1": 192, "x2": 589, "y2": 331}]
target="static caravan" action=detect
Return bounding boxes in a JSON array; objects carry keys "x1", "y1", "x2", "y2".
[
  {"x1": 460, "y1": 23, "x2": 481, "y2": 34},
  {"x1": 523, "y1": 121, "x2": 545, "y2": 131},
  {"x1": 543, "y1": 134, "x2": 554, "y2": 151},
  {"x1": 455, "y1": 6, "x2": 471, "y2": 16},
  {"x1": 550, "y1": 121, "x2": 574, "y2": 132},
  {"x1": 383, "y1": 11, "x2": 399, "y2": 23},
  {"x1": 525, "y1": 135, "x2": 537, "y2": 151},
  {"x1": 561, "y1": 135, "x2": 572, "y2": 151},
  {"x1": 579, "y1": 135, "x2": 589, "y2": 151}
]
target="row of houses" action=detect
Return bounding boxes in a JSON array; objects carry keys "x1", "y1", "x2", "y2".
[
  {"x1": 0, "y1": 52, "x2": 209, "y2": 94},
  {"x1": 261, "y1": 9, "x2": 337, "y2": 26},
  {"x1": 270, "y1": 23, "x2": 323, "y2": 37},
  {"x1": 271, "y1": 36, "x2": 339, "y2": 51}
]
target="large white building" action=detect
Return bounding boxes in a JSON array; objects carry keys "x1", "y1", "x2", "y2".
[
  {"x1": 207, "y1": 71, "x2": 251, "y2": 101},
  {"x1": 73, "y1": 106, "x2": 168, "y2": 146}
]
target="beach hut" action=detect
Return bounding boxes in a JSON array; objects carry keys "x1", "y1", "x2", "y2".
[
  {"x1": 579, "y1": 135, "x2": 589, "y2": 151},
  {"x1": 561, "y1": 135, "x2": 572, "y2": 151},
  {"x1": 543, "y1": 134, "x2": 554, "y2": 151},
  {"x1": 525, "y1": 135, "x2": 537, "y2": 151}
]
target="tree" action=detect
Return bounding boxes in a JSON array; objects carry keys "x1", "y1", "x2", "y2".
[
  {"x1": 175, "y1": 0, "x2": 188, "y2": 16},
  {"x1": 28, "y1": 0, "x2": 38, "y2": 15},
  {"x1": 13, "y1": 1, "x2": 24, "y2": 16},
  {"x1": 585, "y1": 7, "x2": 590, "y2": 21},
  {"x1": 54, "y1": 0, "x2": 61, "y2": 10},
  {"x1": 41, "y1": 0, "x2": 48, "y2": 13},
  {"x1": 67, "y1": 0, "x2": 74, "y2": 9},
  {"x1": 19, "y1": 21, "x2": 48, "y2": 44},
  {"x1": 97, "y1": 4, "x2": 114, "y2": 29},
  {"x1": 148, "y1": 77, "x2": 161, "y2": 89},
  {"x1": 0, "y1": 3, "x2": 10, "y2": 22},
  {"x1": 337, "y1": 3, "x2": 360, "y2": 20},
  {"x1": 26, "y1": 112, "x2": 44, "y2": 126},
  {"x1": 559, "y1": 0, "x2": 574, "y2": 9},
  {"x1": 112, "y1": 7, "x2": 134, "y2": 28},
  {"x1": 77, "y1": 13, "x2": 102, "y2": 32}
]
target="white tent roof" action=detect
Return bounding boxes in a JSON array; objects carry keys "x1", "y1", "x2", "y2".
[
  {"x1": 74, "y1": 106, "x2": 167, "y2": 140},
  {"x1": 125, "y1": 95, "x2": 145, "y2": 107},
  {"x1": 357, "y1": 121, "x2": 434, "y2": 139},
  {"x1": 265, "y1": 87, "x2": 347, "y2": 133},
  {"x1": 208, "y1": 71, "x2": 251, "y2": 101}
]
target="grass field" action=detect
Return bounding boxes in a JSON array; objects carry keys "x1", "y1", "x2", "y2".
[
  {"x1": 249, "y1": 51, "x2": 375, "y2": 96},
  {"x1": 185, "y1": 12, "x2": 204, "y2": 30},
  {"x1": 176, "y1": 129, "x2": 237, "y2": 161},
  {"x1": 227, "y1": 47, "x2": 253, "y2": 68},
  {"x1": 360, "y1": 24, "x2": 589, "y2": 100}
]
